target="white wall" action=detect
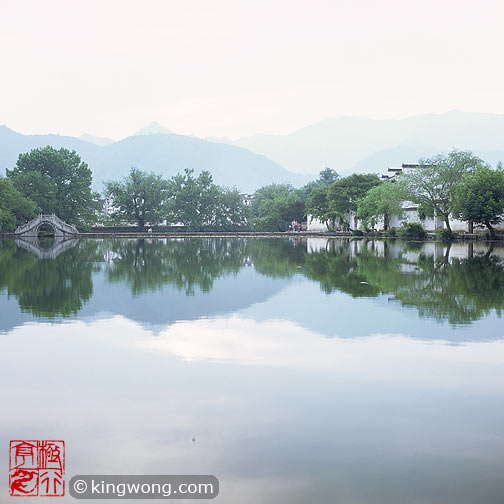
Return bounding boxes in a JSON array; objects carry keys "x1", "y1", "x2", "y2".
[{"x1": 306, "y1": 215, "x2": 328, "y2": 231}]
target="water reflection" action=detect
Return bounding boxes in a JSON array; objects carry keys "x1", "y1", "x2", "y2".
[
  {"x1": 2, "y1": 238, "x2": 504, "y2": 503},
  {"x1": 105, "y1": 238, "x2": 247, "y2": 295},
  {"x1": 0, "y1": 237, "x2": 503, "y2": 328},
  {"x1": 0, "y1": 239, "x2": 100, "y2": 317}
]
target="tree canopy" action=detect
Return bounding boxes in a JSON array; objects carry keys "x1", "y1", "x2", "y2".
[
  {"x1": 167, "y1": 169, "x2": 222, "y2": 230},
  {"x1": 249, "y1": 183, "x2": 304, "y2": 231},
  {"x1": 326, "y1": 173, "x2": 381, "y2": 230},
  {"x1": 356, "y1": 181, "x2": 404, "y2": 230},
  {"x1": 454, "y1": 164, "x2": 504, "y2": 238},
  {"x1": 105, "y1": 167, "x2": 170, "y2": 230},
  {"x1": 6, "y1": 146, "x2": 97, "y2": 226},
  {"x1": 398, "y1": 150, "x2": 485, "y2": 231}
]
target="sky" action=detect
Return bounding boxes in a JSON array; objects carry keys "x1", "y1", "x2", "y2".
[{"x1": 1, "y1": 0, "x2": 504, "y2": 140}]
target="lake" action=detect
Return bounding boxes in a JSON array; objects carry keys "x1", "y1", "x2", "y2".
[{"x1": 1, "y1": 237, "x2": 504, "y2": 503}]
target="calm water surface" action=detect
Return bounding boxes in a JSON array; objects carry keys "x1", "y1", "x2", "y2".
[{"x1": 1, "y1": 237, "x2": 504, "y2": 503}]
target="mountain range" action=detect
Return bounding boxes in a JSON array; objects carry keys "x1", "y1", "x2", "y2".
[
  {"x1": 3, "y1": 112, "x2": 504, "y2": 194},
  {"x1": 213, "y1": 111, "x2": 504, "y2": 175},
  {"x1": 0, "y1": 125, "x2": 310, "y2": 193}
]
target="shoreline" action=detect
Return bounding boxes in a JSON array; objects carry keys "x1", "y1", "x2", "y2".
[{"x1": 1, "y1": 230, "x2": 503, "y2": 241}]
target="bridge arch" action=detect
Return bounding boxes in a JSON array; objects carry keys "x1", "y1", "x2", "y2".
[{"x1": 15, "y1": 214, "x2": 79, "y2": 238}]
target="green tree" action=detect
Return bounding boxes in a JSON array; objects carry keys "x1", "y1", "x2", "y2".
[
  {"x1": 326, "y1": 173, "x2": 381, "y2": 230},
  {"x1": 105, "y1": 167, "x2": 170, "y2": 230},
  {"x1": 399, "y1": 150, "x2": 484, "y2": 231},
  {"x1": 0, "y1": 178, "x2": 36, "y2": 231},
  {"x1": 302, "y1": 168, "x2": 341, "y2": 230},
  {"x1": 6, "y1": 146, "x2": 98, "y2": 226},
  {"x1": 305, "y1": 185, "x2": 333, "y2": 229},
  {"x1": 453, "y1": 164, "x2": 504, "y2": 239},
  {"x1": 166, "y1": 169, "x2": 222, "y2": 231},
  {"x1": 250, "y1": 184, "x2": 304, "y2": 231},
  {"x1": 213, "y1": 187, "x2": 248, "y2": 230},
  {"x1": 357, "y1": 181, "x2": 404, "y2": 230}
]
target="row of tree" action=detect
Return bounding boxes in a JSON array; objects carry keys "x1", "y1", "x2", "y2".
[
  {"x1": 1, "y1": 146, "x2": 503, "y2": 236},
  {"x1": 105, "y1": 167, "x2": 248, "y2": 231},
  {"x1": 307, "y1": 150, "x2": 504, "y2": 238}
]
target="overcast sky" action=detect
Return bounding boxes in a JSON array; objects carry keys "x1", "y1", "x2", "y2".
[{"x1": 1, "y1": 0, "x2": 503, "y2": 140}]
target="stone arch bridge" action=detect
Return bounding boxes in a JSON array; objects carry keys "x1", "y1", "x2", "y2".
[{"x1": 15, "y1": 214, "x2": 79, "y2": 238}]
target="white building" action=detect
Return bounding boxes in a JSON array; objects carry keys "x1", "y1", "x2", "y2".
[{"x1": 307, "y1": 162, "x2": 504, "y2": 233}]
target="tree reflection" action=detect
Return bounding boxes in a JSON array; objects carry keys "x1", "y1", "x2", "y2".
[
  {"x1": 0, "y1": 240, "x2": 101, "y2": 317},
  {"x1": 104, "y1": 238, "x2": 247, "y2": 295},
  {"x1": 1, "y1": 237, "x2": 503, "y2": 325},
  {"x1": 302, "y1": 240, "x2": 504, "y2": 325}
]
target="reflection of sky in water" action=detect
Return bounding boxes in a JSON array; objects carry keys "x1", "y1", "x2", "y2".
[
  {"x1": 1, "y1": 316, "x2": 504, "y2": 503},
  {"x1": 1, "y1": 238, "x2": 504, "y2": 503}
]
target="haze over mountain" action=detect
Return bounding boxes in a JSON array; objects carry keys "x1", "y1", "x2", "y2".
[
  {"x1": 0, "y1": 125, "x2": 310, "y2": 192},
  {"x1": 216, "y1": 111, "x2": 504, "y2": 175},
  {"x1": 79, "y1": 133, "x2": 115, "y2": 147}
]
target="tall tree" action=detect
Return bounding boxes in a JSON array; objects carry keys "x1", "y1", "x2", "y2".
[
  {"x1": 357, "y1": 181, "x2": 404, "y2": 230},
  {"x1": 105, "y1": 167, "x2": 169, "y2": 230},
  {"x1": 250, "y1": 184, "x2": 303, "y2": 231},
  {"x1": 166, "y1": 169, "x2": 222, "y2": 231},
  {"x1": 297, "y1": 167, "x2": 340, "y2": 204},
  {"x1": 213, "y1": 188, "x2": 248, "y2": 230},
  {"x1": 453, "y1": 164, "x2": 504, "y2": 239},
  {"x1": 6, "y1": 146, "x2": 98, "y2": 226},
  {"x1": 399, "y1": 150, "x2": 484, "y2": 231},
  {"x1": 327, "y1": 173, "x2": 381, "y2": 230},
  {"x1": 303, "y1": 168, "x2": 341, "y2": 230}
]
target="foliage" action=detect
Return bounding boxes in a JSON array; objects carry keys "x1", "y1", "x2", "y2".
[
  {"x1": 6, "y1": 146, "x2": 98, "y2": 226},
  {"x1": 398, "y1": 150, "x2": 485, "y2": 231},
  {"x1": 351, "y1": 229, "x2": 364, "y2": 236},
  {"x1": 297, "y1": 167, "x2": 340, "y2": 204},
  {"x1": 250, "y1": 184, "x2": 303, "y2": 231},
  {"x1": 356, "y1": 181, "x2": 404, "y2": 230},
  {"x1": 453, "y1": 164, "x2": 504, "y2": 239},
  {"x1": 213, "y1": 187, "x2": 249, "y2": 230},
  {"x1": 397, "y1": 223, "x2": 427, "y2": 240},
  {"x1": 0, "y1": 178, "x2": 36, "y2": 232},
  {"x1": 299, "y1": 168, "x2": 340, "y2": 230},
  {"x1": 436, "y1": 228, "x2": 455, "y2": 242},
  {"x1": 105, "y1": 167, "x2": 170, "y2": 230},
  {"x1": 326, "y1": 173, "x2": 381, "y2": 230},
  {"x1": 166, "y1": 169, "x2": 246, "y2": 231},
  {"x1": 305, "y1": 185, "x2": 331, "y2": 229}
]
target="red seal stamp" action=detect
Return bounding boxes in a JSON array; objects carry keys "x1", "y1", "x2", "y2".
[{"x1": 9, "y1": 440, "x2": 65, "y2": 497}]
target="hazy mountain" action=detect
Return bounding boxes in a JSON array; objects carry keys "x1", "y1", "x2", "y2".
[
  {"x1": 0, "y1": 126, "x2": 310, "y2": 192},
  {"x1": 223, "y1": 111, "x2": 504, "y2": 175},
  {"x1": 79, "y1": 133, "x2": 115, "y2": 147},
  {"x1": 134, "y1": 121, "x2": 173, "y2": 136},
  {"x1": 0, "y1": 125, "x2": 101, "y2": 175}
]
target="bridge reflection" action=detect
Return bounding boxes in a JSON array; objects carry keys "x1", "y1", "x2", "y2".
[{"x1": 14, "y1": 235, "x2": 79, "y2": 259}]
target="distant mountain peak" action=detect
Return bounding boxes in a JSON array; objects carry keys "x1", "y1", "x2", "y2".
[{"x1": 133, "y1": 121, "x2": 173, "y2": 136}]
